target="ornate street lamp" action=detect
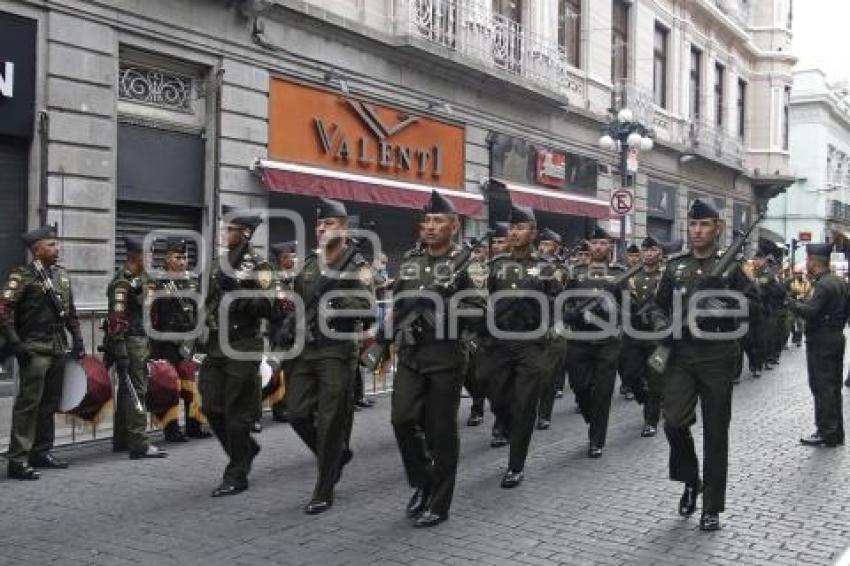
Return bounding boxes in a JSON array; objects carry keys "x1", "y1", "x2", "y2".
[{"x1": 598, "y1": 108, "x2": 654, "y2": 258}]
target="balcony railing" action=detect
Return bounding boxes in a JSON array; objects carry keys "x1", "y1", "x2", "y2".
[
  {"x1": 688, "y1": 118, "x2": 744, "y2": 169},
  {"x1": 401, "y1": 0, "x2": 584, "y2": 100},
  {"x1": 828, "y1": 199, "x2": 850, "y2": 222},
  {"x1": 711, "y1": 0, "x2": 752, "y2": 30}
]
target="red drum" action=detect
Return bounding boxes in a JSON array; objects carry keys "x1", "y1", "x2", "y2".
[
  {"x1": 147, "y1": 359, "x2": 180, "y2": 426},
  {"x1": 60, "y1": 355, "x2": 112, "y2": 422},
  {"x1": 260, "y1": 356, "x2": 285, "y2": 405},
  {"x1": 175, "y1": 358, "x2": 206, "y2": 423}
]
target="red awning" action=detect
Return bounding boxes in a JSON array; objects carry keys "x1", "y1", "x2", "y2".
[
  {"x1": 255, "y1": 160, "x2": 484, "y2": 217},
  {"x1": 495, "y1": 178, "x2": 612, "y2": 219}
]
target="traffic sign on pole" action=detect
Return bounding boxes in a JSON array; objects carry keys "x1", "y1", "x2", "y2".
[{"x1": 610, "y1": 188, "x2": 634, "y2": 215}]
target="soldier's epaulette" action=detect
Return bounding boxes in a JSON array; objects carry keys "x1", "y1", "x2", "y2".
[{"x1": 488, "y1": 253, "x2": 511, "y2": 266}]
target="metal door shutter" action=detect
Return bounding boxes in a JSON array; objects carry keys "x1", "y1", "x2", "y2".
[
  {"x1": 0, "y1": 137, "x2": 28, "y2": 280},
  {"x1": 115, "y1": 201, "x2": 202, "y2": 270}
]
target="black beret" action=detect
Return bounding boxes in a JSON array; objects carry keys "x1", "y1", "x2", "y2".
[
  {"x1": 316, "y1": 197, "x2": 348, "y2": 219},
  {"x1": 271, "y1": 241, "x2": 297, "y2": 256},
  {"x1": 688, "y1": 198, "x2": 719, "y2": 220},
  {"x1": 222, "y1": 204, "x2": 263, "y2": 230},
  {"x1": 588, "y1": 225, "x2": 611, "y2": 240},
  {"x1": 165, "y1": 238, "x2": 187, "y2": 254},
  {"x1": 124, "y1": 235, "x2": 146, "y2": 255},
  {"x1": 538, "y1": 228, "x2": 562, "y2": 244},
  {"x1": 626, "y1": 243, "x2": 640, "y2": 254},
  {"x1": 509, "y1": 205, "x2": 535, "y2": 224},
  {"x1": 806, "y1": 243, "x2": 832, "y2": 259},
  {"x1": 424, "y1": 190, "x2": 457, "y2": 214},
  {"x1": 641, "y1": 236, "x2": 661, "y2": 249},
  {"x1": 21, "y1": 225, "x2": 57, "y2": 247},
  {"x1": 578, "y1": 240, "x2": 590, "y2": 252},
  {"x1": 492, "y1": 222, "x2": 510, "y2": 238}
]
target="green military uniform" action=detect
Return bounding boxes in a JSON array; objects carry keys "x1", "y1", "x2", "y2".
[
  {"x1": 536, "y1": 246, "x2": 568, "y2": 429},
  {"x1": 653, "y1": 200, "x2": 758, "y2": 524},
  {"x1": 563, "y1": 252, "x2": 626, "y2": 455},
  {"x1": 106, "y1": 264, "x2": 157, "y2": 455},
  {"x1": 285, "y1": 198, "x2": 373, "y2": 512},
  {"x1": 391, "y1": 237, "x2": 475, "y2": 523},
  {"x1": 486, "y1": 206, "x2": 562, "y2": 485},
  {"x1": 791, "y1": 244, "x2": 848, "y2": 447},
  {"x1": 151, "y1": 263, "x2": 206, "y2": 439},
  {"x1": 1, "y1": 226, "x2": 84, "y2": 477},
  {"x1": 269, "y1": 241, "x2": 298, "y2": 422},
  {"x1": 201, "y1": 213, "x2": 272, "y2": 495},
  {"x1": 620, "y1": 243, "x2": 665, "y2": 435},
  {"x1": 462, "y1": 251, "x2": 489, "y2": 425}
]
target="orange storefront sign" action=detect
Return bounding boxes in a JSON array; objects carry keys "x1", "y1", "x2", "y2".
[{"x1": 268, "y1": 78, "x2": 465, "y2": 190}]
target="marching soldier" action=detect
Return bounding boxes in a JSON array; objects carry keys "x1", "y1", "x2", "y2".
[
  {"x1": 480, "y1": 222, "x2": 510, "y2": 442},
  {"x1": 269, "y1": 241, "x2": 298, "y2": 423},
  {"x1": 463, "y1": 239, "x2": 488, "y2": 427},
  {"x1": 620, "y1": 236, "x2": 665, "y2": 437},
  {"x1": 536, "y1": 228, "x2": 568, "y2": 431},
  {"x1": 563, "y1": 226, "x2": 626, "y2": 458},
  {"x1": 105, "y1": 235, "x2": 168, "y2": 460},
  {"x1": 390, "y1": 191, "x2": 476, "y2": 527},
  {"x1": 487, "y1": 205, "x2": 562, "y2": 488},
  {"x1": 201, "y1": 207, "x2": 272, "y2": 496},
  {"x1": 652, "y1": 199, "x2": 757, "y2": 531},
  {"x1": 1, "y1": 225, "x2": 84, "y2": 479},
  {"x1": 788, "y1": 267, "x2": 810, "y2": 346},
  {"x1": 285, "y1": 198, "x2": 374, "y2": 514},
  {"x1": 790, "y1": 243, "x2": 848, "y2": 448},
  {"x1": 150, "y1": 238, "x2": 209, "y2": 442},
  {"x1": 625, "y1": 242, "x2": 642, "y2": 268}
]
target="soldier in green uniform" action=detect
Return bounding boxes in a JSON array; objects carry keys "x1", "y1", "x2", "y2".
[
  {"x1": 652, "y1": 199, "x2": 757, "y2": 531},
  {"x1": 536, "y1": 228, "x2": 568, "y2": 431},
  {"x1": 487, "y1": 205, "x2": 562, "y2": 488},
  {"x1": 563, "y1": 226, "x2": 626, "y2": 458},
  {"x1": 285, "y1": 198, "x2": 374, "y2": 514},
  {"x1": 390, "y1": 191, "x2": 476, "y2": 527},
  {"x1": 200, "y1": 207, "x2": 271, "y2": 497},
  {"x1": 105, "y1": 235, "x2": 168, "y2": 460},
  {"x1": 150, "y1": 238, "x2": 209, "y2": 442},
  {"x1": 463, "y1": 238, "x2": 488, "y2": 427},
  {"x1": 268, "y1": 241, "x2": 298, "y2": 423},
  {"x1": 1, "y1": 225, "x2": 84, "y2": 479},
  {"x1": 791, "y1": 243, "x2": 848, "y2": 448},
  {"x1": 620, "y1": 236, "x2": 665, "y2": 437}
]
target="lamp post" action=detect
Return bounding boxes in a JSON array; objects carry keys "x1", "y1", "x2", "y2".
[{"x1": 598, "y1": 108, "x2": 654, "y2": 260}]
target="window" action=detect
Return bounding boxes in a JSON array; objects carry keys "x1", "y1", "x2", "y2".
[
  {"x1": 783, "y1": 86, "x2": 791, "y2": 150},
  {"x1": 715, "y1": 63, "x2": 725, "y2": 127},
  {"x1": 559, "y1": 0, "x2": 581, "y2": 68},
  {"x1": 737, "y1": 79, "x2": 747, "y2": 138},
  {"x1": 611, "y1": 0, "x2": 629, "y2": 82},
  {"x1": 653, "y1": 24, "x2": 668, "y2": 108},
  {"x1": 689, "y1": 47, "x2": 702, "y2": 119},
  {"x1": 493, "y1": 0, "x2": 521, "y2": 22}
]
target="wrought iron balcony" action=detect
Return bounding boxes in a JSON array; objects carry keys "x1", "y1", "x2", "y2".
[
  {"x1": 401, "y1": 0, "x2": 584, "y2": 100},
  {"x1": 687, "y1": 118, "x2": 744, "y2": 169},
  {"x1": 710, "y1": 0, "x2": 752, "y2": 30},
  {"x1": 828, "y1": 199, "x2": 850, "y2": 222}
]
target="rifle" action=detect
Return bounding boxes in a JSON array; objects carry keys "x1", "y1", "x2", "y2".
[
  {"x1": 563, "y1": 261, "x2": 645, "y2": 324},
  {"x1": 647, "y1": 212, "x2": 764, "y2": 374},
  {"x1": 97, "y1": 320, "x2": 145, "y2": 414},
  {"x1": 161, "y1": 275, "x2": 198, "y2": 359},
  {"x1": 361, "y1": 233, "x2": 489, "y2": 371},
  {"x1": 32, "y1": 260, "x2": 68, "y2": 322}
]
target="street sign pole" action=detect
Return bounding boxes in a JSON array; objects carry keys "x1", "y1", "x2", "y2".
[{"x1": 619, "y1": 144, "x2": 629, "y2": 261}]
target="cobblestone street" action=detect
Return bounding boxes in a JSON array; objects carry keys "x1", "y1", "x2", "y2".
[{"x1": 2, "y1": 343, "x2": 849, "y2": 566}]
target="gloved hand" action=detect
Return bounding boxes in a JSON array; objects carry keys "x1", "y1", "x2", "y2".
[
  {"x1": 11, "y1": 343, "x2": 30, "y2": 365},
  {"x1": 217, "y1": 271, "x2": 238, "y2": 291},
  {"x1": 70, "y1": 335, "x2": 86, "y2": 360}
]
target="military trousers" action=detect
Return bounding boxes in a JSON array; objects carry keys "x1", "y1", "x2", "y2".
[
  {"x1": 565, "y1": 338, "x2": 621, "y2": 447},
  {"x1": 487, "y1": 341, "x2": 545, "y2": 472},
  {"x1": 114, "y1": 336, "x2": 151, "y2": 454},
  {"x1": 391, "y1": 344, "x2": 465, "y2": 516},
  {"x1": 742, "y1": 320, "x2": 765, "y2": 371},
  {"x1": 286, "y1": 353, "x2": 356, "y2": 502},
  {"x1": 462, "y1": 351, "x2": 485, "y2": 417},
  {"x1": 619, "y1": 337, "x2": 663, "y2": 426},
  {"x1": 805, "y1": 330, "x2": 845, "y2": 443},
  {"x1": 7, "y1": 351, "x2": 64, "y2": 464},
  {"x1": 200, "y1": 354, "x2": 261, "y2": 488},
  {"x1": 663, "y1": 340, "x2": 737, "y2": 514},
  {"x1": 537, "y1": 337, "x2": 567, "y2": 422}
]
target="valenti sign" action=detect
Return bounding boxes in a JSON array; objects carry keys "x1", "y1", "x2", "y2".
[
  {"x1": 0, "y1": 12, "x2": 36, "y2": 138},
  {"x1": 268, "y1": 78, "x2": 465, "y2": 190}
]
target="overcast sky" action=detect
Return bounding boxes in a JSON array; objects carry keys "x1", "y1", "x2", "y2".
[{"x1": 793, "y1": 0, "x2": 850, "y2": 84}]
